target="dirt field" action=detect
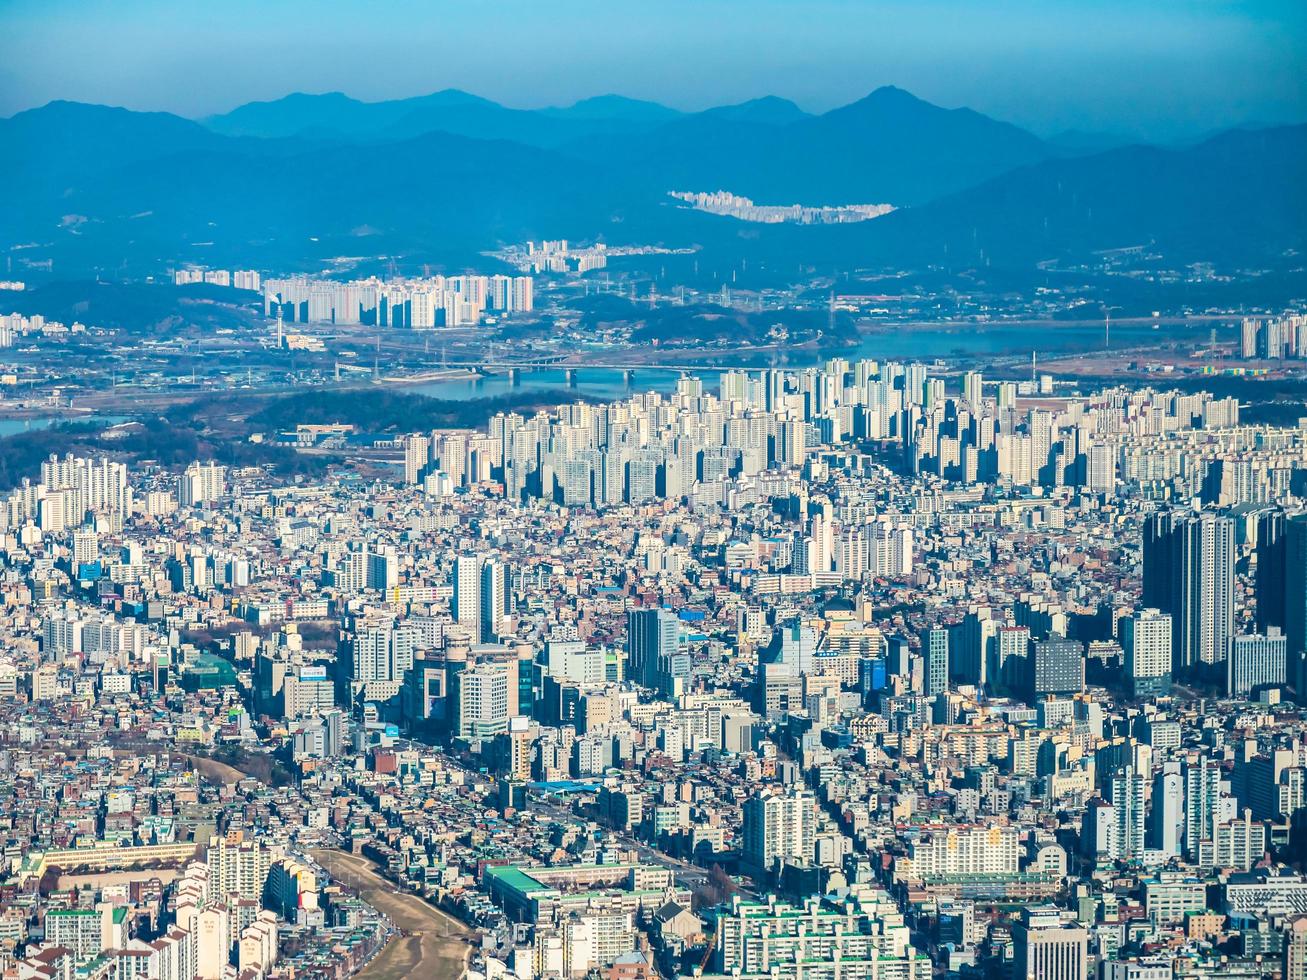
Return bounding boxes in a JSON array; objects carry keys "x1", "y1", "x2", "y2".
[
  {"x1": 56, "y1": 868, "x2": 182, "y2": 891},
  {"x1": 310, "y1": 848, "x2": 474, "y2": 980},
  {"x1": 184, "y1": 754, "x2": 251, "y2": 785}
]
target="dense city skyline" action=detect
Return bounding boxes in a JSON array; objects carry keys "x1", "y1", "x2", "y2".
[{"x1": 1, "y1": 6, "x2": 1306, "y2": 980}]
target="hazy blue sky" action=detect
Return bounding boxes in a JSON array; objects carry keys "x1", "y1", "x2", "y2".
[{"x1": 1, "y1": 0, "x2": 1302, "y2": 139}]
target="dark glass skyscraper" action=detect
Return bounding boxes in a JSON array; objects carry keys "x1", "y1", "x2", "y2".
[
  {"x1": 627, "y1": 607, "x2": 688, "y2": 698},
  {"x1": 1256, "y1": 509, "x2": 1287, "y2": 634},
  {"x1": 1285, "y1": 515, "x2": 1307, "y2": 693},
  {"x1": 1143, "y1": 511, "x2": 1235, "y2": 674}
]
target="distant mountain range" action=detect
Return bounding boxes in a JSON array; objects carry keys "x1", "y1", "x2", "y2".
[
  {"x1": 1, "y1": 86, "x2": 1303, "y2": 280},
  {"x1": 203, "y1": 89, "x2": 687, "y2": 147}
]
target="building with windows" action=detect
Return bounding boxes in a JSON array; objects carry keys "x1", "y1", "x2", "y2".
[
  {"x1": 1011, "y1": 907, "x2": 1089, "y2": 980},
  {"x1": 1227, "y1": 629, "x2": 1288, "y2": 698},
  {"x1": 1143, "y1": 511, "x2": 1235, "y2": 673},
  {"x1": 1123, "y1": 608, "x2": 1172, "y2": 697},
  {"x1": 709, "y1": 892, "x2": 929, "y2": 980},
  {"x1": 741, "y1": 788, "x2": 816, "y2": 877}
]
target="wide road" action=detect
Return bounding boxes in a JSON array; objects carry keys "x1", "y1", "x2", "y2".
[{"x1": 311, "y1": 848, "x2": 474, "y2": 980}]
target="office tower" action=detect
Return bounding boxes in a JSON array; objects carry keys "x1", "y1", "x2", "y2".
[
  {"x1": 1143, "y1": 511, "x2": 1235, "y2": 673},
  {"x1": 992, "y1": 626, "x2": 1031, "y2": 695},
  {"x1": 1122, "y1": 608, "x2": 1173, "y2": 698},
  {"x1": 741, "y1": 788, "x2": 815, "y2": 875},
  {"x1": 768, "y1": 619, "x2": 816, "y2": 674},
  {"x1": 1150, "y1": 761, "x2": 1183, "y2": 857},
  {"x1": 1256, "y1": 509, "x2": 1287, "y2": 633},
  {"x1": 254, "y1": 651, "x2": 288, "y2": 715},
  {"x1": 951, "y1": 607, "x2": 994, "y2": 688},
  {"x1": 1107, "y1": 766, "x2": 1145, "y2": 861},
  {"x1": 480, "y1": 558, "x2": 509, "y2": 641},
  {"x1": 1287, "y1": 515, "x2": 1307, "y2": 693},
  {"x1": 627, "y1": 607, "x2": 686, "y2": 696},
  {"x1": 452, "y1": 555, "x2": 482, "y2": 642},
  {"x1": 1237, "y1": 746, "x2": 1307, "y2": 821},
  {"x1": 922, "y1": 627, "x2": 949, "y2": 695},
  {"x1": 1183, "y1": 756, "x2": 1222, "y2": 859},
  {"x1": 281, "y1": 665, "x2": 335, "y2": 721},
  {"x1": 1227, "y1": 629, "x2": 1288, "y2": 698},
  {"x1": 545, "y1": 629, "x2": 604, "y2": 687},
  {"x1": 366, "y1": 546, "x2": 398, "y2": 592},
  {"x1": 496, "y1": 715, "x2": 536, "y2": 781},
  {"x1": 454, "y1": 663, "x2": 511, "y2": 738},
  {"x1": 857, "y1": 655, "x2": 887, "y2": 705},
  {"x1": 350, "y1": 625, "x2": 398, "y2": 683},
  {"x1": 882, "y1": 632, "x2": 908, "y2": 672},
  {"x1": 1024, "y1": 635, "x2": 1084, "y2": 702},
  {"x1": 1012, "y1": 907, "x2": 1089, "y2": 980}
]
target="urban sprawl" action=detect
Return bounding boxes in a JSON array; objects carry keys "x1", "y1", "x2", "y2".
[{"x1": 7, "y1": 351, "x2": 1307, "y2": 980}]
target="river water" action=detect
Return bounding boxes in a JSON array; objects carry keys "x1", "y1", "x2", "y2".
[{"x1": 408, "y1": 319, "x2": 1219, "y2": 401}]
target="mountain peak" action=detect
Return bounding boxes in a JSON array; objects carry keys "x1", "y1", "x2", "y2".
[
  {"x1": 701, "y1": 96, "x2": 808, "y2": 125},
  {"x1": 411, "y1": 88, "x2": 498, "y2": 107},
  {"x1": 835, "y1": 85, "x2": 935, "y2": 115},
  {"x1": 864, "y1": 85, "x2": 926, "y2": 105},
  {"x1": 545, "y1": 94, "x2": 681, "y2": 121}
]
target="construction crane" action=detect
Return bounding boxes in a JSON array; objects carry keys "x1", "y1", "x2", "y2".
[{"x1": 695, "y1": 929, "x2": 716, "y2": 976}]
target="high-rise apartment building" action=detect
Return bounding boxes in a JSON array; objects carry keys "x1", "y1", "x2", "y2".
[
  {"x1": 178, "y1": 461, "x2": 227, "y2": 509},
  {"x1": 480, "y1": 558, "x2": 510, "y2": 641},
  {"x1": 452, "y1": 554, "x2": 482, "y2": 642},
  {"x1": 1107, "y1": 766, "x2": 1146, "y2": 861},
  {"x1": 1184, "y1": 756, "x2": 1222, "y2": 860},
  {"x1": 1123, "y1": 608, "x2": 1173, "y2": 697},
  {"x1": 1150, "y1": 761, "x2": 1183, "y2": 857},
  {"x1": 1143, "y1": 511, "x2": 1235, "y2": 673},
  {"x1": 741, "y1": 788, "x2": 815, "y2": 876},
  {"x1": 1286, "y1": 515, "x2": 1307, "y2": 693}
]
